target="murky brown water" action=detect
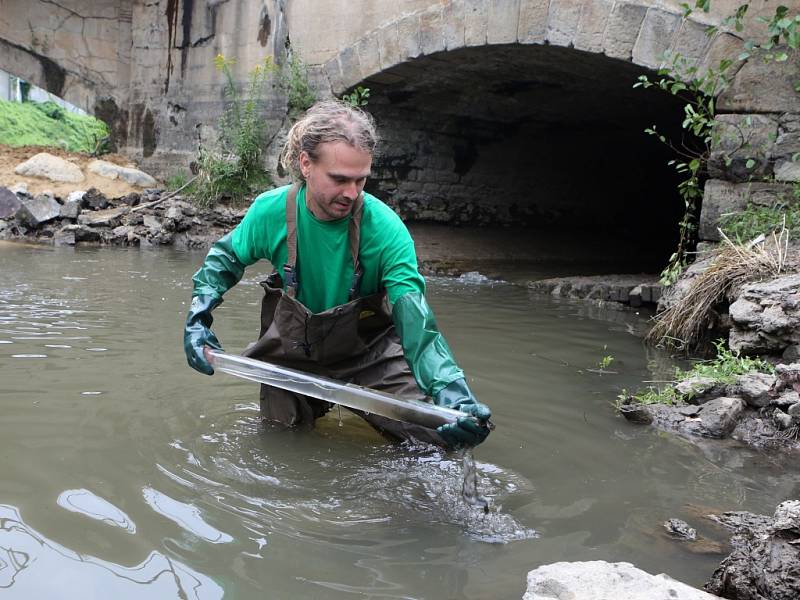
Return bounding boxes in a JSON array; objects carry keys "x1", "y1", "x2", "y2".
[{"x1": 2, "y1": 242, "x2": 799, "y2": 599}]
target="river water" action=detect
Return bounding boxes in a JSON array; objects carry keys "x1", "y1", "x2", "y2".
[{"x1": 1, "y1": 242, "x2": 798, "y2": 599}]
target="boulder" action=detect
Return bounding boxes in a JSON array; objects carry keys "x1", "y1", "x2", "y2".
[
  {"x1": 675, "y1": 376, "x2": 723, "y2": 404},
  {"x1": 80, "y1": 188, "x2": 110, "y2": 211},
  {"x1": 77, "y1": 206, "x2": 129, "y2": 228},
  {"x1": 524, "y1": 561, "x2": 720, "y2": 599},
  {"x1": 0, "y1": 186, "x2": 22, "y2": 219},
  {"x1": 664, "y1": 519, "x2": 697, "y2": 541},
  {"x1": 773, "y1": 408, "x2": 793, "y2": 430},
  {"x1": 143, "y1": 214, "x2": 162, "y2": 234},
  {"x1": 772, "y1": 500, "x2": 800, "y2": 534},
  {"x1": 117, "y1": 192, "x2": 141, "y2": 206},
  {"x1": 87, "y1": 159, "x2": 157, "y2": 188},
  {"x1": 774, "y1": 390, "x2": 800, "y2": 410},
  {"x1": 14, "y1": 152, "x2": 85, "y2": 183},
  {"x1": 15, "y1": 194, "x2": 61, "y2": 228},
  {"x1": 55, "y1": 224, "x2": 101, "y2": 244},
  {"x1": 729, "y1": 274, "x2": 800, "y2": 354},
  {"x1": 692, "y1": 397, "x2": 746, "y2": 438},
  {"x1": 727, "y1": 372, "x2": 776, "y2": 408},
  {"x1": 59, "y1": 199, "x2": 81, "y2": 220},
  {"x1": 707, "y1": 501, "x2": 800, "y2": 599},
  {"x1": 624, "y1": 396, "x2": 745, "y2": 440}
]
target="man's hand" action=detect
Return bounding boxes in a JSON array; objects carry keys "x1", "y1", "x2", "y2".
[
  {"x1": 434, "y1": 378, "x2": 492, "y2": 449},
  {"x1": 184, "y1": 295, "x2": 223, "y2": 375}
]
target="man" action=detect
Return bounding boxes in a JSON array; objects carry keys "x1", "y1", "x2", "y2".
[{"x1": 184, "y1": 100, "x2": 491, "y2": 449}]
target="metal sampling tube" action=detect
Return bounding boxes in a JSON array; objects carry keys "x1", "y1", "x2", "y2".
[{"x1": 205, "y1": 349, "x2": 466, "y2": 429}]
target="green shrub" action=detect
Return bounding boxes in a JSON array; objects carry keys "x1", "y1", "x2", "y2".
[
  {"x1": 341, "y1": 86, "x2": 370, "y2": 107},
  {"x1": 281, "y1": 54, "x2": 316, "y2": 120},
  {"x1": 192, "y1": 55, "x2": 275, "y2": 207},
  {"x1": 681, "y1": 339, "x2": 775, "y2": 382}
]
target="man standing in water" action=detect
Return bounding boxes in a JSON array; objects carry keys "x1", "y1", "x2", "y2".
[{"x1": 183, "y1": 100, "x2": 491, "y2": 449}]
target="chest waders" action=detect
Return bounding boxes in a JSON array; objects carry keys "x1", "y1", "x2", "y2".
[{"x1": 242, "y1": 185, "x2": 446, "y2": 446}]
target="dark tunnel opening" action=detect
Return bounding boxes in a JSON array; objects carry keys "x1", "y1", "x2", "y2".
[{"x1": 359, "y1": 43, "x2": 693, "y2": 278}]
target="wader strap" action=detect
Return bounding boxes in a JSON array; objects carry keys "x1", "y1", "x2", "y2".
[
  {"x1": 284, "y1": 184, "x2": 300, "y2": 298},
  {"x1": 348, "y1": 194, "x2": 364, "y2": 301},
  {"x1": 283, "y1": 184, "x2": 364, "y2": 301}
]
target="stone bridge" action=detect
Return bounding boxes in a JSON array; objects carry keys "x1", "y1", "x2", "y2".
[{"x1": 0, "y1": 0, "x2": 794, "y2": 267}]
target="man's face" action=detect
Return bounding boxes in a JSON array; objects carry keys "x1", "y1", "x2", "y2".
[{"x1": 301, "y1": 141, "x2": 372, "y2": 221}]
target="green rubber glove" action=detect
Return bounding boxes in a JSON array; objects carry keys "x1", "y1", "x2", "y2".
[
  {"x1": 184, "y1": 233, "x2": 247, "y2": 374},
  {"x1": 392, "y1": 292, "x2": 492, "y2": 448},
  {"x1": 435, "y1": 378, "x2": 492, "y2": 448},
  {"x1": 184, "y1": 295, "x2": 222, "y2": 374}
]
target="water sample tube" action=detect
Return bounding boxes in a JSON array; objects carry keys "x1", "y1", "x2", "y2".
[{"x1": 205, "y1": 349, "x2": 466, "y2": 429}]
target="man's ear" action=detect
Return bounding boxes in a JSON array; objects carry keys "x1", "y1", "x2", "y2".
[{"x1": 299, "y1": 151, "x2": 311, "y2": 178}]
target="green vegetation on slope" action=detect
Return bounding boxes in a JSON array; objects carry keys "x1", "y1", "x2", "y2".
[{"x1": 0, "y1": 99, "x2": 109, "y2": 154}]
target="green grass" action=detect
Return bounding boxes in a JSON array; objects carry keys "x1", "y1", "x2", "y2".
[
  {"x1": 619, "y1": 340, "x2": 774, "y2": 408},
  {"x1": 0, "y1": 99, "x2": 109, "y2": 153},
  {"x1": 165, "y1": 171, "x2": 192, "y2": 192},
  {"x1": 683, "y1": 340, "x2": 775, "y2": 383},
  {"x1": 720, "y1": 200, "x2": 800, "y2": 243}
]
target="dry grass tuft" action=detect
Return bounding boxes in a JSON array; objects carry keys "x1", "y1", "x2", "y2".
[{"x1": 647, "y1": 225, "x2": 789, "y2": 350}]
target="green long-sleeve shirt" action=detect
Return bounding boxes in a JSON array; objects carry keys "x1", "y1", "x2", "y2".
[{"x1": 197, "y1": 184, "x2": 425, "y2": 314}]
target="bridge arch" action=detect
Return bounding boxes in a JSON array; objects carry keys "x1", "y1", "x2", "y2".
[{"x1": 321, "y1": 2, "x2": 740, "y2": 271}]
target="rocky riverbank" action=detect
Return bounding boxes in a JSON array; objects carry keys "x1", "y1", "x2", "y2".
[
  {"x1": 0, "y1": 148, "x2": 243, "y2": 249},
  {"x1": 524, "y1": 500, "x2": 800, "y2": 600},
  {"x1": 0, "y1": 184, "x2": 242, "y2": 249}
]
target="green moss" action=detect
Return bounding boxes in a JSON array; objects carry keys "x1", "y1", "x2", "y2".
[{"x1": 0, "y1": 99, "x2": 109, "y2": 153}]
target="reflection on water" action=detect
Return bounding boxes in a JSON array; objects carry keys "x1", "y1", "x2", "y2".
[
  {"x1": 2, "y1": 244, "x2": 800, "y2": 599},
  {"x1": 0, "y1": 505, "x2": 222, "y2": 598},
  {"x1": 57, "y1": 489, "x2": 136, "y2": 533},
  {"x1": 142, "y1": 487, "x2": 234, "y2": 544}
]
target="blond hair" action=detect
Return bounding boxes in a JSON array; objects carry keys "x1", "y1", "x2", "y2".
[{"x1": 280, "y1": 100, "x2": 378, "y2": 181}]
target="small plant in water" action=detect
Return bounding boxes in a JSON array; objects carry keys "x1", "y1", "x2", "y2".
[{"x1": 598, "y1": 355, "x2": 615, "y2": 370}]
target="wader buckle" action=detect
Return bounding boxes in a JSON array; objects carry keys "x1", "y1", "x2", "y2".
[{"x1": 283, "y1": 264, "x2": 298, "y2": 289}]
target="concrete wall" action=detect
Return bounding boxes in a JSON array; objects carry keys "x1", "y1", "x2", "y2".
[{"x1": 0, "y1": 1, "x2": 129, "y2": 115}]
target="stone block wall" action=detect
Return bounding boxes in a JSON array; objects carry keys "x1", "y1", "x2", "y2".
[{"x1": 699, "y1": 51, "x2": 800, "y2": 242}]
